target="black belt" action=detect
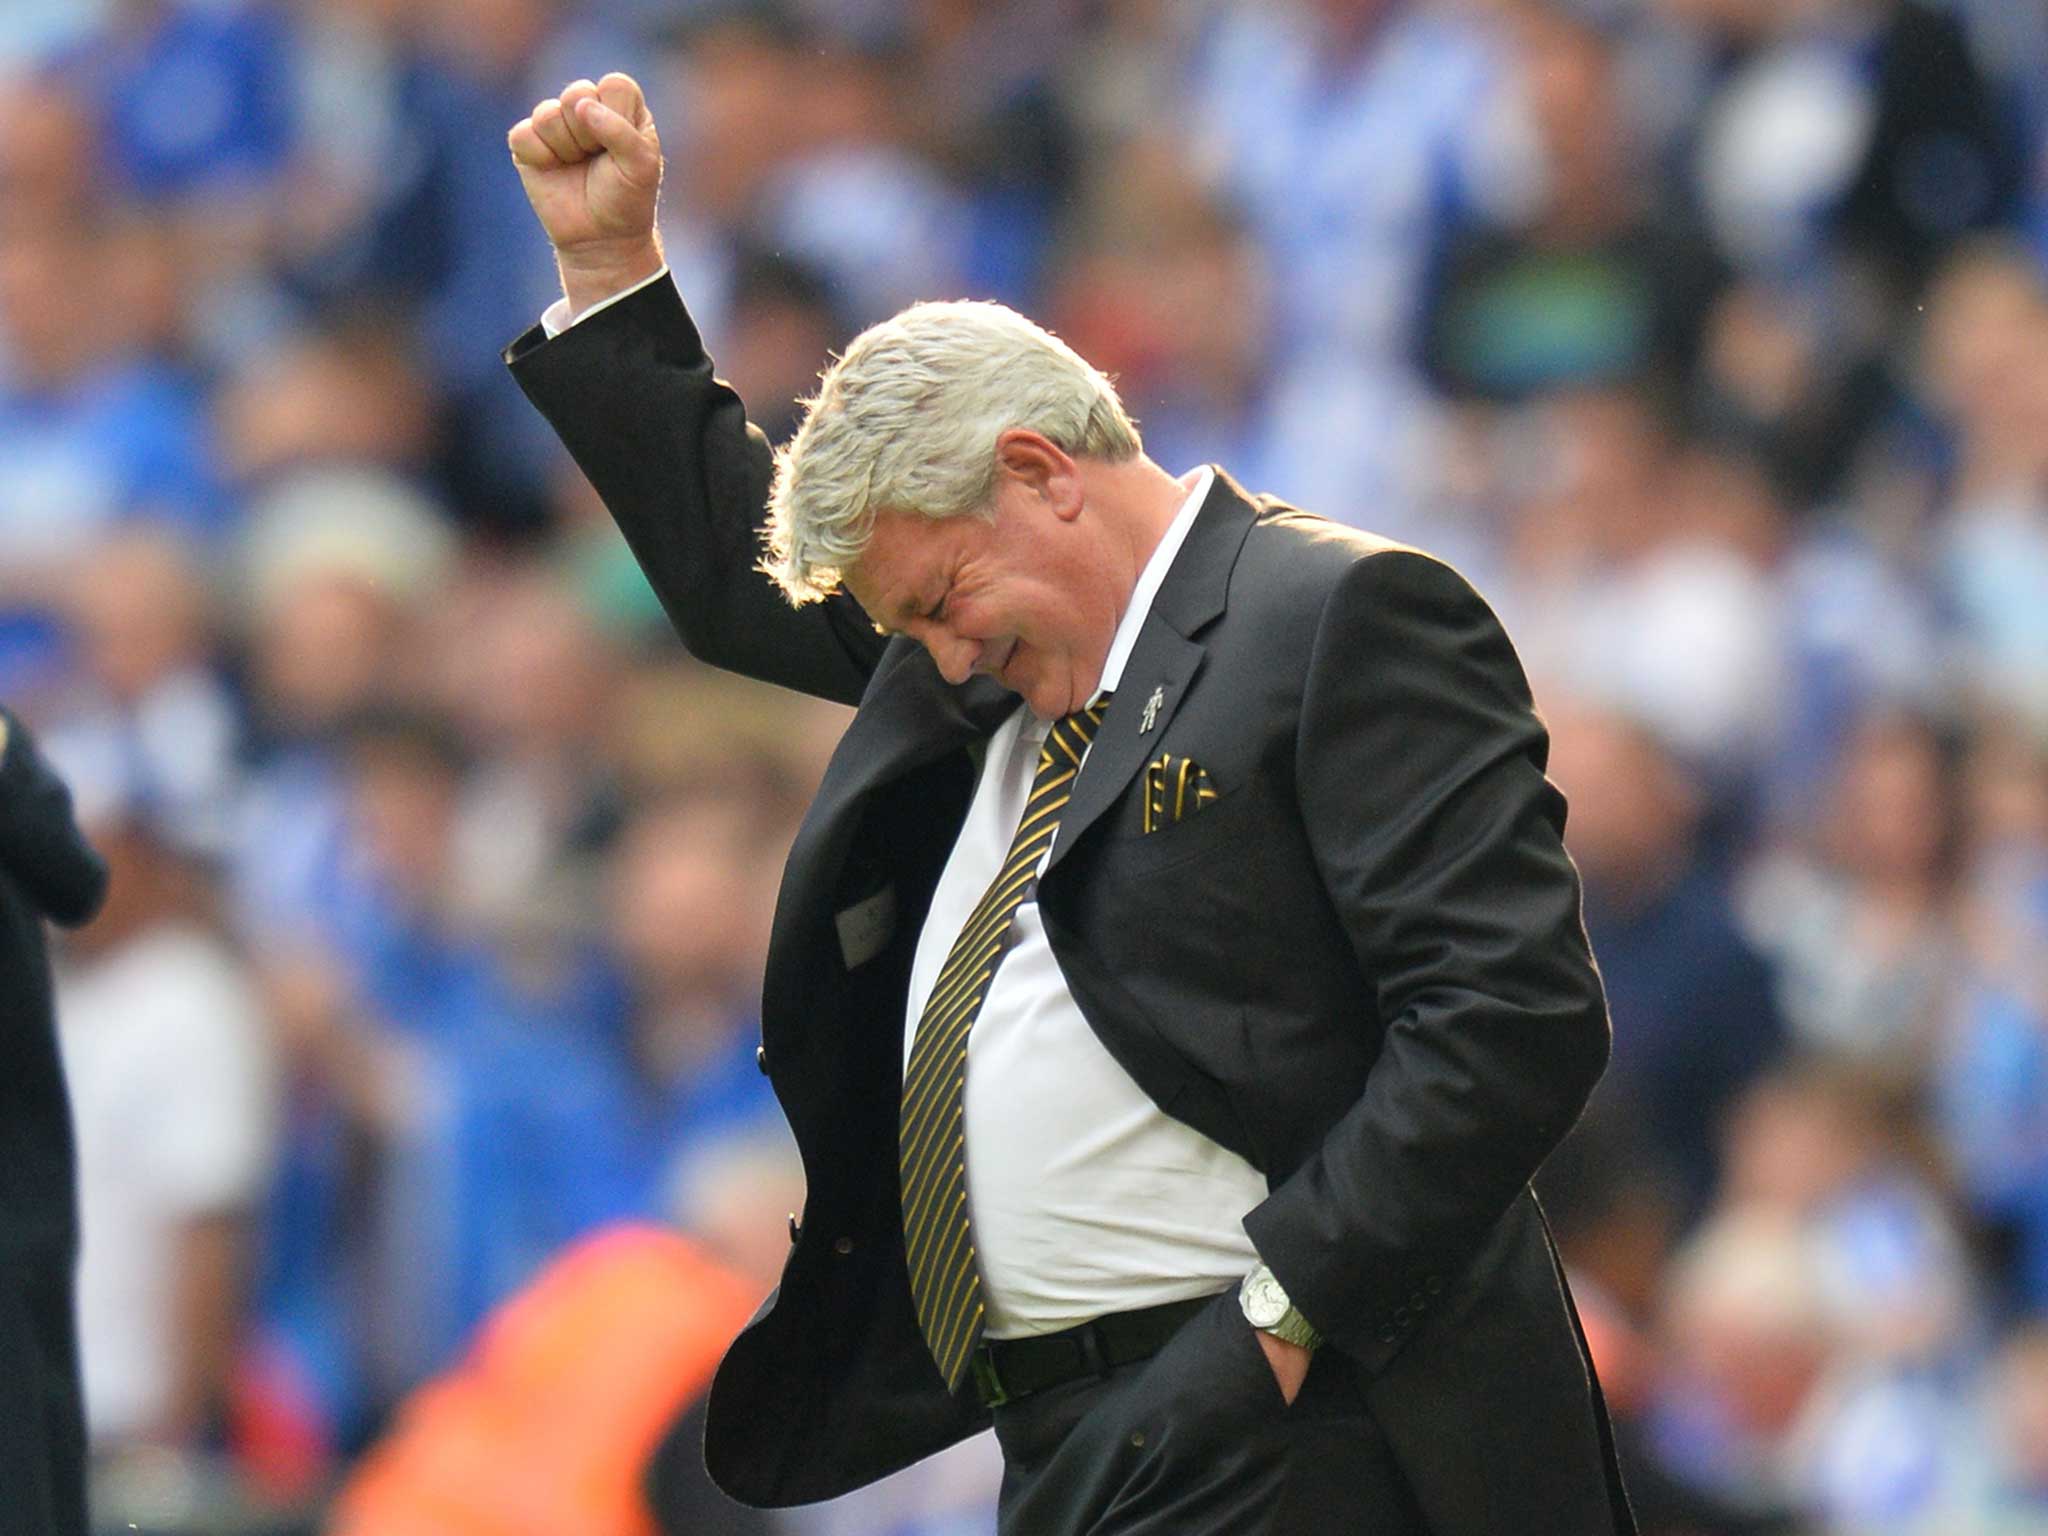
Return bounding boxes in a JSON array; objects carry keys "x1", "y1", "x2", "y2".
[{"x1": 970, "y1": 1293, "x2": 1216, "y2": 1409}]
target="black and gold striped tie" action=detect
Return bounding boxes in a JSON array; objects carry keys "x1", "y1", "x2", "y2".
[{"x1": 900, "y1": 696, "x2": 1110, "y2": 1392}]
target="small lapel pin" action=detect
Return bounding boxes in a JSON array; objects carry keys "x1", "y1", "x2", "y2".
[{"x1": 1139, "y1": 684, "x2": 1165, "y2": 734}]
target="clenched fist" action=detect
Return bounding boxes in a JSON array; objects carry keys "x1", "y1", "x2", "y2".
[{"x1": 508, "y1": 72, "x2": 665, "y2": 317}]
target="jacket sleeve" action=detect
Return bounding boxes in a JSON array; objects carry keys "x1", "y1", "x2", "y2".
[
  {"x1": 0, "y1": 707, "x2": 109, "y2": 928},
  {"x1": 1241, "y1": 550, "x2": 1609, "y2": 1369},
  {"x1": 506, "y1": 276, "x2": 884, "y2": 705}
]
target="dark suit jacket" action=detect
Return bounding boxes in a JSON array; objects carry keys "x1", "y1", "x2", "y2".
[
  {"x1": 509, "y1": 278, "x2": 1635, "y2": 1535},
  {"x1": 0, "y1": 706, "x2": 108, "y2": 1536}
]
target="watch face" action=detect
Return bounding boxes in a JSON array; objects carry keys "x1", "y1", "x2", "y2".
[{"x1": 1242, "y1": 1272, "x2": 1290, "y2": 1328}]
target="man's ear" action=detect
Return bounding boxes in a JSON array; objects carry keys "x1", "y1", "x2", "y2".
[{"x1": 993, "y1": 430, "x2": 1082, "y2": 522}]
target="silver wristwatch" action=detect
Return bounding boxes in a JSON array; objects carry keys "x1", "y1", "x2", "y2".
[{"x1": 1239, "y1": 1262, "x2": 1323, "y2": 1351}]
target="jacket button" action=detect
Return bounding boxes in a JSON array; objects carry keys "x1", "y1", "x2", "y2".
[
  {"x1": 1426, "y1": 1275, "x2": 1444, "y2": 1295},
  {"x1": 834, "y1": 1236, "x2": 854, "y2": 1256},
  {"x1": 1378, "y1": 1327, "x2": 1398, "y2": 1345},
  {"x1": 756, "y1": 1044, "x2": 769, "y2": 1074},
  {"x1": 788, "y1": 1214, "x2": 801, "y2": 1244}
]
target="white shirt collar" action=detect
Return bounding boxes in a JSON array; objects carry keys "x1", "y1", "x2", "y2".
[{"x1": 1098, "y1": 466, "x2": 1214, "y2": 696}]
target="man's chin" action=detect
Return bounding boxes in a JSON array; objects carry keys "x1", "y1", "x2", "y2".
[
  {"x1": 1021, "y1": 680, "x2": 1067, "y2": 721},
  {"x1": 1022, "y1": 669, "x2": 1100, "y2": 721}
]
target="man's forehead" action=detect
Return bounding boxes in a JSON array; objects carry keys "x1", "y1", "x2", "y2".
[
  {"x1": 853, "y1": 510, "x2": 953, "y2": 588},
  {"x1": 844, "y1": 512, "x2": 931, "y2": 621}
]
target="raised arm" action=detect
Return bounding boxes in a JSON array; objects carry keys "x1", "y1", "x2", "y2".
[{"x1": 505, "y1": 74, "x2": 883, "y2": 704}]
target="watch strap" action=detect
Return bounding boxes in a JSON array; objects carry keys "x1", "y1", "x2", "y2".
[{"x1": 1263, "y1": 1305, "x2": 1323, "y2": 1352}]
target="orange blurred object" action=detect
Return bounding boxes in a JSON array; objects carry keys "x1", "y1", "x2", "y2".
[{"x1": 329, "y1": 1224, "x2": 758, "y2": 1536}]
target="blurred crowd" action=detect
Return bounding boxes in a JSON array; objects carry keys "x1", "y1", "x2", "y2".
[{"x1": 4, "y1": 0, "x2": 2048, "y2": 1530}]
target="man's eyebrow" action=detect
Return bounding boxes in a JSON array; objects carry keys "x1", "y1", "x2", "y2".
[{"x1": 874, "y1": 582, "x2": 943, "y2": 637}]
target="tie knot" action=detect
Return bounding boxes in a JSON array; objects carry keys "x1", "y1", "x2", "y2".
[{"x1": 1039, "y1": 694, "x2": 1111, "y2": 778}]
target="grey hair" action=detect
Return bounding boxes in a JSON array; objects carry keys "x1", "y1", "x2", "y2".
[{"x1": 760, "y1": 299, "x2": 1141, "y2": 605}]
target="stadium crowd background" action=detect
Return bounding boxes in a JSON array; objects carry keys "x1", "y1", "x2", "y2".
[{"x1": 4, "y1": 0, "x2": 2048, "y2": 1530}]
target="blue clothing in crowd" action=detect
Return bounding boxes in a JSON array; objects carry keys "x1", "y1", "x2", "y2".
[{"x1": 1584, "y1": 865, "x2": 1788, "y2": 1217}]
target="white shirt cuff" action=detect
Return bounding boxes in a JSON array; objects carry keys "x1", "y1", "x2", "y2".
[{"x1": 539, "y1": 265, "x2": 672, "y2": 338}]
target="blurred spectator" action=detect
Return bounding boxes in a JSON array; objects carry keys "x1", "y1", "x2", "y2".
[
  {"x1": 1644, "y1": 1069, "x2": 1980, "y2": 1526},
  {"x1": 54, "y1": 804, "x2": 275, "y2": 1462},
  {"x1": 702, "y1": 249, "x2": 847, "y2": 448},
  {"x1": 1546, "y1": 699, "x2": 1785, "y2": 1214},
  {"x1": 1536, "y1": 1101, "x2": 1801, "y2": 1536},
  {"x1": 1727, "y1": 436, "x2": 1946, "y2": 825},
  {"x1": 42, "y1": 529, "x2": 241, "y2": 863},
  {"x1": 0, "y1": 73, "x2": 102, "y2": 232},
  {"x1": 53, "y1": 0, "x2": 294, "y2": 209},
  {"x1": 609, "y1": 785, "x2": 794, "y2": 1222},
  {"x1": 1706, "y1": 1063, "x2": 1981, "y2": 1528},
  {"x1": 1689, "y1": 270, "x2": 1894, "y2": 510},
  {"x1": 647, "y1": 4, "x2": 809, "y2": 350},
  {"x1": 215, "y1": 316, "x2": 437, "y2": 485},
  {"x1": 759, "y1": 35, "x2": 973, "y2": 327},
  {"x1": 645, "y1": 1136, "x2": 807, "y2": 1535},
  {"x1": 1827, "y1": 1, "x2": 2021, "y2": 304},
  {"x1": 1664, "y1": 0, "x2": 2021, "y2": 510},
  {"x1": 1719, "y1": 1065, "x2": 1974, "y2": 1369},
  {"x1": 1498, "y1": 390, "x2": 1789, "y2": 773},
  {"x1": 1919, "y1": 242, "x2": 2048, "y2": 730},
  {"x1": 1538, "y1": 1100, "x2": 1681, "y2": 1418},
  {"x1": 0, "y1": 203, "x2": 229, "y2": 699},
  {"x1": 260, "y1": 707, "x2": 637, "y2": 1430},
  {"x1": 281, "y1": 0, "x2": 642, "y2": 532},
  {"x1": 1980, "y1": 1322, "x2": 2048, "y2": 1520},
  {"x1": 1059, "y1": 0, "x2": 1208, "y2": 150},
  {"x1": 333, "y1": 1224, "x2": 762, "y2": 1536},
  {"x1": 1646, "y1": 1204, "x2": 1827, "y2": 1525},
  {"x1": 229, "y1": 467, "x2": 456, "y2": 953},
  {"x1": 1046, "y1": 138, "x2": 1276, "y2": 489},
  {"x1": 1424, "y1": 8, "x2": 1725, "y2": 404},
  {"x1": 1740, "y1": 707, "x2": 1960, "y2": 1083},
  {"x1": 548, "y1": 458, "x2": 674, "y2": 643},
  {"x1": 1677, "y1": 0, "x2": 2016, "y2": 294},
  {"x1": 425, "y1": 561, "x2": 625, "y2": 945},
  {"x1": 1188, "y1": 0, "x2": 1535, "y2": 368},
  {"x1": 910, "y1": 0, "x2": 1087, "y2": 307},
  {"x1": 1184, "y1": 0, "x2": 1539, "y2": 530},
  {"x1": 1938, "y1": 720, "x2": 2048, "y2": 1314}
]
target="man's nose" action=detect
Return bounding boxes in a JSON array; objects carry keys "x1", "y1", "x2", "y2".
[{"x1": 925, "y1": 629, "x2": 980, "y2": 685}]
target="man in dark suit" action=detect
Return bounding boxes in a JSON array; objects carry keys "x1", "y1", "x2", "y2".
[
  {"x1": 506, "y1": 73, "x2": 1633, "y2": 1535},
  {"x1": 0, "y1": 707, "x2": 109, "y2": 1536}
]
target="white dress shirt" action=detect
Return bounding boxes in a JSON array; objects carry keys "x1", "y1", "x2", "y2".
[{"x1": 904, "y1": 465, "x2": 1265, "y2": 1340}]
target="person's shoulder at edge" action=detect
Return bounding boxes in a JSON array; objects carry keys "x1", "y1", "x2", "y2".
[{"x1": 0, "y1": 705, "x2": 110, "y2": 928}]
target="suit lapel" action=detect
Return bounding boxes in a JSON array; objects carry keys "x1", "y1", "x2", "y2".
[
  {"x1": 1047, "y1": 623, "x2": 1201, "y2": 871},
  {"x1": 1046, "y1": 470, "x2": 1258, "y2": 873}
]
